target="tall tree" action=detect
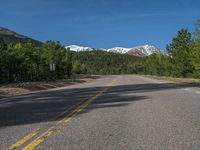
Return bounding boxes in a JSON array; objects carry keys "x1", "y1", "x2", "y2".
[
  {"x1": 0, "y1": 39, "x2": 8, "y2": 82},
  {"x1": 189, "y1": 39, "x2": 200, "y2": 77},
  {"x1": 194, "y1": 19, "x2": 200, "y2": 40},
  {"x1": 167, "y1": 29, "x2": 193, "y2": 77}
]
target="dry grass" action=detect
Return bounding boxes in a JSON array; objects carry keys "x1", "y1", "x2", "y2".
[
  {"x1": 144, "y1": 75, "x2": 200, "y2": 86},
  {"x1": 0, "y1": 75, "x2": 100, "y2": 97}
]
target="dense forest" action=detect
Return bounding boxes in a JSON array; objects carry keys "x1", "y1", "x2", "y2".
[
  {"x1": 0, "y1": 19, "x2": 200, "y2": 84},
  {"x1": 0, "y1": 40, "x2": 72, "y2": 83},
  {"x1": 71, "y1": 51, "x2": 141, "y2": 75}
]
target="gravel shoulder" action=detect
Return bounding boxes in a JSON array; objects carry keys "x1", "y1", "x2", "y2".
[{"x1": 0, "y1": 76, "x2": 100, "y2": 98}]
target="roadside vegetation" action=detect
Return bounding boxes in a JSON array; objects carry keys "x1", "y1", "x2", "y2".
[
  {"x1": 0, "y1": 40, "x2": 73, "y2": 83},
  {"x1": 1, "y1": 19, "x2": 200, "y2": 84},
  {"x1": 143, "y1": 75, "x2": 200, "y2": 85},
  {"x1": 137, "y1": 19, "x2": 200, "y2": 79}
]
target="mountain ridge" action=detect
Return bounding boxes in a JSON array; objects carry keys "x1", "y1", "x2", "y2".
[
  {"x1": 65, "y1": 44, "x2": 162, "y2": 56},
  {"x1": 0, "y1": 27, "x2": 42, "y2": 45}
]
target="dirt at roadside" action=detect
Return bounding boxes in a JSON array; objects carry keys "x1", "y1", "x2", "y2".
[{"x1": 0, "y1": 76, "x2": 100, "y2": 98}]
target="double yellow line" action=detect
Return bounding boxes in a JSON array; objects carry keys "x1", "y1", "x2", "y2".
[{"x1": 7, "y1": 77, "x2": 119, "y2": 150}]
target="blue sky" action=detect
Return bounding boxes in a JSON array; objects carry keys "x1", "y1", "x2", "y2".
[{"x1": 0, "y1": 0, "x2": 200, "y2": 49}]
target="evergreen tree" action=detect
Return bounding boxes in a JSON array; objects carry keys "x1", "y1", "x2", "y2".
[
  {"x1": 189, "y1": 39, "x2": 200, "y2": 77},
  {"x1": 194, "y1": 19, "x2": 200, "y2": 40},
  {"x1": 0, "y1": 39, "x2": 8, "y2": 82},
  {"x1": 73, "y1": 61, "x2": 82, "y2": 74},
  {"x1": 167, "y1": 29, "x2": 193, "y2": 77}
]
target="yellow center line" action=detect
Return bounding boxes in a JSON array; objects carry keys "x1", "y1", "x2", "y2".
[
  {"x1": 7, "y1": 76, "x2": 119, "y2": 150},
  {"x1": 7, "y1": 128, "x2": 40, "y2": 150}
]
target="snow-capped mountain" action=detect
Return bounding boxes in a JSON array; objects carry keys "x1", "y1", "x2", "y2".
[
  {"x1": 65, "y1": 44, "x2": 161, "y2": 56},
  {"x1": 65, "y1": 45, "x2": 93, "y2": 52},
  {"x1": 127, "y1": 45, "x2": 161, "y2": 56},
  {"x1": 106, "y1": 47, "x2": 131, "y2": 54}
]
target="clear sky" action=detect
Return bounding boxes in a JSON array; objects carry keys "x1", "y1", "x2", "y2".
[{"x1": 0, "y1": 0, "x2": 200, "y2": 49}]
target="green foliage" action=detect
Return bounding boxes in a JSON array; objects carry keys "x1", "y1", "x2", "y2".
[
  {"x1": 167, "y1": 29, "x2": 193, "y2": 77},
  {"x1": 72, "y1": 61, "x2": 82, "y2": 74},
  {"x1": 0, "y1": 39, "x2": 9, "y2": 82},
  {"x1": 0, "y1": 40, "x2": 72, "y2": 83},
  {"x1": 71, "y1": 51, "x2": 140, "y2": 75},
  {"x1": 189, "y1": 39, "x2": 200, "y2": 77},
  {"x1": 194, "y1": 19, "x2": 200, "y2": 40}
]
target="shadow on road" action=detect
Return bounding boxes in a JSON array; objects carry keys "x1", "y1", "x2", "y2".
[{"x1": 0, "y1": 82, "x2": 185, "y2": 128}]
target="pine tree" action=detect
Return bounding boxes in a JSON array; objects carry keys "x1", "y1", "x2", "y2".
[
  {"x1": 194, "y1": 19, "x2": 200, "y2": 40},
  {"x1": 189, "y1": 39, "x2": 200, "y2": 78},
  {"x1": 167, "y1": 29, "x2": 193, "y2": 77},
  {"x1": 0, "y1": 39, "x2": 8, "y2": 82}
]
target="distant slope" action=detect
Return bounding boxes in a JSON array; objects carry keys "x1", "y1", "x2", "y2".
[
  {"x1": 66, "y1": 45, "x2": 94, "y2": 51},
  {"x1": 66, "y1": 44, "x2": 162, "y2": 57},
  {"x1": 0, "y1": 27, "x2": 42, "y2": 45},
  {"x1": 106, "y1": 47, "x2": 131, "y2": 54},
  {"x1": 127, "y1": 45, "x2": 161, "y2": 57}
]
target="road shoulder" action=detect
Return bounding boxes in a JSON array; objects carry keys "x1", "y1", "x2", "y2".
[{"x1": 0, "y1": 76, "x2": 101, "y2": 99}]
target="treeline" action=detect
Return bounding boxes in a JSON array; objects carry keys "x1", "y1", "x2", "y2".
[
  {"x1": 0, "y1": 40, "x2": 72, "y2": 83},
  {"x1": 71, "y1": 51, "x2": 140, "y2": 75},
  {"x1": 1, "y1": 19, "x2": 200, "y2": 84},
  {"x1": 137, "y1": 20, "x2": 200, "y2": 78}
]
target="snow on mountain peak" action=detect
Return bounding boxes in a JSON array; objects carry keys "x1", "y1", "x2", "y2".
[
  {"x1": 65, "y1": 45, "x2": 93, "y2": 52},
  {"x1": 65, "y1": 44, "x2": 161, "y2": 56},
  {"x1": 106, "y1": 47, "x2": 131, "y2": 54},
  {"x1": 130, "y1": 44, "x2": 161, "y2": 56}
]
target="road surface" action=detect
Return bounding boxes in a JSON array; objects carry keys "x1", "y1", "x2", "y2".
[{"x1": 0, "y1": 75, "x2": 200, "y2": 150}]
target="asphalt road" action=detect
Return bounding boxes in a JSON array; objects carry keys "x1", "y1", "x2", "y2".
[{"x1": 0, "y1": 75, "x2": 200, "y2": 150}]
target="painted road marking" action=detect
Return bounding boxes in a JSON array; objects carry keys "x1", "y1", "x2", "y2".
[
  {"x1": 7, "y1": 128, "x2": 40, "y2": 150},
  {"x1": 7, "y1": 77, "x2": 119, "y2": 150}
]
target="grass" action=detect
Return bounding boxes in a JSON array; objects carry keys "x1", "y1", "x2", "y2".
[{"x1": 143, "y1": 75, "x2": 200, "y2": 86}]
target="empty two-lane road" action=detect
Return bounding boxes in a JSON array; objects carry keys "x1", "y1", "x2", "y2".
[{"x1": 0, "y1": 75, "x2": 200, "y2": 150}]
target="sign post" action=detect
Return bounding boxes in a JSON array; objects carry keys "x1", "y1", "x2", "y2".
[
  {"x1": 49, "y1": 64, "x2": 55, "y2": 71},
  {"x1": 49, "y1": 64, "x2": 56, "y2": 80}
]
